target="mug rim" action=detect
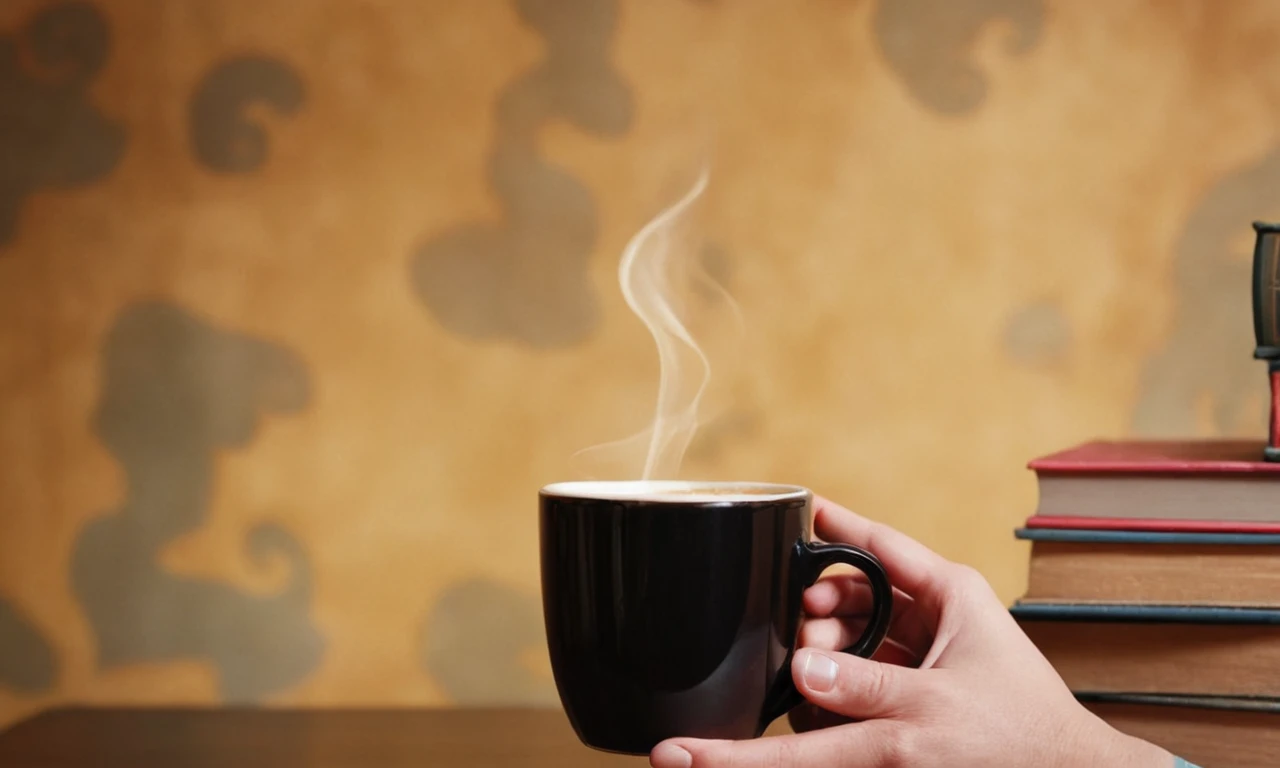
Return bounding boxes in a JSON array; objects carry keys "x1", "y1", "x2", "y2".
[{"x1": 539, "y1": 480, "x2": 810, "y2": 504}]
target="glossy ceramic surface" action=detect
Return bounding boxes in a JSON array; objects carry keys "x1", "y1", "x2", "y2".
[{"x1": 539, "y1": 482, "x2": 891, "y2": 755}]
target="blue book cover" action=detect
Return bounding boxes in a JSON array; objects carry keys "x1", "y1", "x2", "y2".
[
  {"x1": 1010, "y1": 602, "x2": 1280, "y2": 624},
  {"x1": 1073, "y1": 691, "x2": 1280, "y2": 713}
]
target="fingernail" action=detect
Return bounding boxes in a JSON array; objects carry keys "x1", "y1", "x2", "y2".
[
  {"x1": 800, "y1": 649, "x2": 838, "y2": 692},
  {"x1": 651, "y1": 743, "x2": 692, "y2": 768}
]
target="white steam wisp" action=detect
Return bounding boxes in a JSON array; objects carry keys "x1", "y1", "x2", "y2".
[{"x1": 573, "y1": 166, "x2": 741, "y2": 480}]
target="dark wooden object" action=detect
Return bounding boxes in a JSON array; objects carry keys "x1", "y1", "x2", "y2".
[
  {"x1": 1252, "y1": 221, "x2": 1280, "y2": 461},
  {"x1": 0, "y1": 707, "x2": 648, "y2": 767}
]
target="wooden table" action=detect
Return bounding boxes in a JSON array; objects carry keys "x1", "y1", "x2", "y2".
[
  {"x1": 11, "y1": 705, "x2": 1255, "y2": 768},
  {"x1": 0, "y1": 707, "x2": 651, "y2": 767}
]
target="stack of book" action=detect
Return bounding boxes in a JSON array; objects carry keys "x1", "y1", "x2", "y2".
[{"x1": 1010, "y1": 439, "x2": 1280, "y2": 768}]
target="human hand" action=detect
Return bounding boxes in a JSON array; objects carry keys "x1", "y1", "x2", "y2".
[{"x1": 649, "y1": 496, "x2": 1175, "y2": 768}]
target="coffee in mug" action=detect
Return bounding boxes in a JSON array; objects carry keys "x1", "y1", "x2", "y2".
[{"x1": 539, "y1": 480, "x2": 892, "y2": 755}]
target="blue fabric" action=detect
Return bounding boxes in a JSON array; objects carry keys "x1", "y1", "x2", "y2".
[{"x1": 1173, "y1": 758, "x2": 1200, "y2": 768}]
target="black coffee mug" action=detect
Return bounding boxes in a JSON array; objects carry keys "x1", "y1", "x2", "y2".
[{"x1": 539, "y1": 481, "x2": 893, "y2": 755}]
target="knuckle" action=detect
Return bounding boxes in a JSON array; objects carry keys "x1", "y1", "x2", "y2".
[
  {"x1": 798, "y1": 619, "x2": 833, "y2": 649},
  {"x1": 840, "y1": 657, "x2": 893, "y2": 707},
  {"x1": 771, "y1": 738, "x2": 802, "y2": 768},
  {"x1": 876, "y1": 725, "x2": 918, "y2": 768},
  {"x1": 944, "y1": 563, "x2": 992, "y2": 602},
  {"x1": 951, "y1": 563, "x2": 985, "y2": 589}
]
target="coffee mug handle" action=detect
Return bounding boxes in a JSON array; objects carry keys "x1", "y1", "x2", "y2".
[{"x1": 762, "y1": 540, "x2": 893, "y2": 725}]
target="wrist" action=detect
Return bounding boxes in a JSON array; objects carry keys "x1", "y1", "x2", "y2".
[
  {"x1": 1060, "y1": 711, "x2": 1172, "y2": 768},
  {"x1": 1107, "y1": 729, "x2": 1174, "y2": 767}
]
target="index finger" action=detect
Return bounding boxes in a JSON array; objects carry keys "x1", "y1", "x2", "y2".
[
  {"x1": 811, "y1": 495, "x2": 951, "y2": 598},
  {"x1": 651, "y1": 721, "x2": 900, "y2": 768}
]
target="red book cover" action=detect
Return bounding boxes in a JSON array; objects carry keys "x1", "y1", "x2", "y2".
[
  {"x1": 1024, "y1": 515, "x2": 1280, "y2": 534},
  {"x1": 1024, "y1": 439, "x2": 1280, "y2": 527},
  {"x1": 1027, "y1": 439, "x2": 1280, "y2": 476}
]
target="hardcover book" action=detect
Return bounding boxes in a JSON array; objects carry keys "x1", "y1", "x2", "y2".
[
  {"x1": 1026, "y1": 439, "x2": 1280, "y2": 526},
  {"x1": 1015, "y1": 527, "x2": 1280, "y2": 606},
  {"x1": 1012, "y1": 603, "x2": 1280, "y2": 697},
  {"x1": 1079, "y1": 692, "x2": 1280, "y2": 768}
]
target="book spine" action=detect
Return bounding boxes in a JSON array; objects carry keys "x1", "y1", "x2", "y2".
[
  {"x1": 1024, "y1": 515, "x2": 1280, "y2": 534},
  {"x1": 1014, "y1": 527, "x2": 1280, "y2": 545},
  {"x1": 1010, "y1": 602, "x2": 1280, "y2": 624},
  {"x1": 1269, "y1": 362, "x2": 1280, "y2": 461},
  {"x1": 1074, "y1": 691, "x2": 1280, "y2": 712}
]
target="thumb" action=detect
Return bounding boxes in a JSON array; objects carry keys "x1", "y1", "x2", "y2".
[{"x1": 793, "y1": 647, "x2": 929, "y2": 719}]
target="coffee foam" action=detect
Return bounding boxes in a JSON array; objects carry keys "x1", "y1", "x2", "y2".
[{"x1": 541, "y1": 481, "x2": 808, "y2": 503}]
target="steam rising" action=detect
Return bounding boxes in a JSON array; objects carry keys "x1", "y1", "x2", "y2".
[{"x1": 573, "y1": 167, "x2": 740, "y2": 480}]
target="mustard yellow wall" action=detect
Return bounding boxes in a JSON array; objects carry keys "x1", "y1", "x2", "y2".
[{"x1": 0, "y1": 0, "x2": 1273, "y2": 729}]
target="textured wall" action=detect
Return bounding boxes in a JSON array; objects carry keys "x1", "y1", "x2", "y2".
[{"x1": 1, "y1": 0, "x2": 1276, "y2": 728}]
